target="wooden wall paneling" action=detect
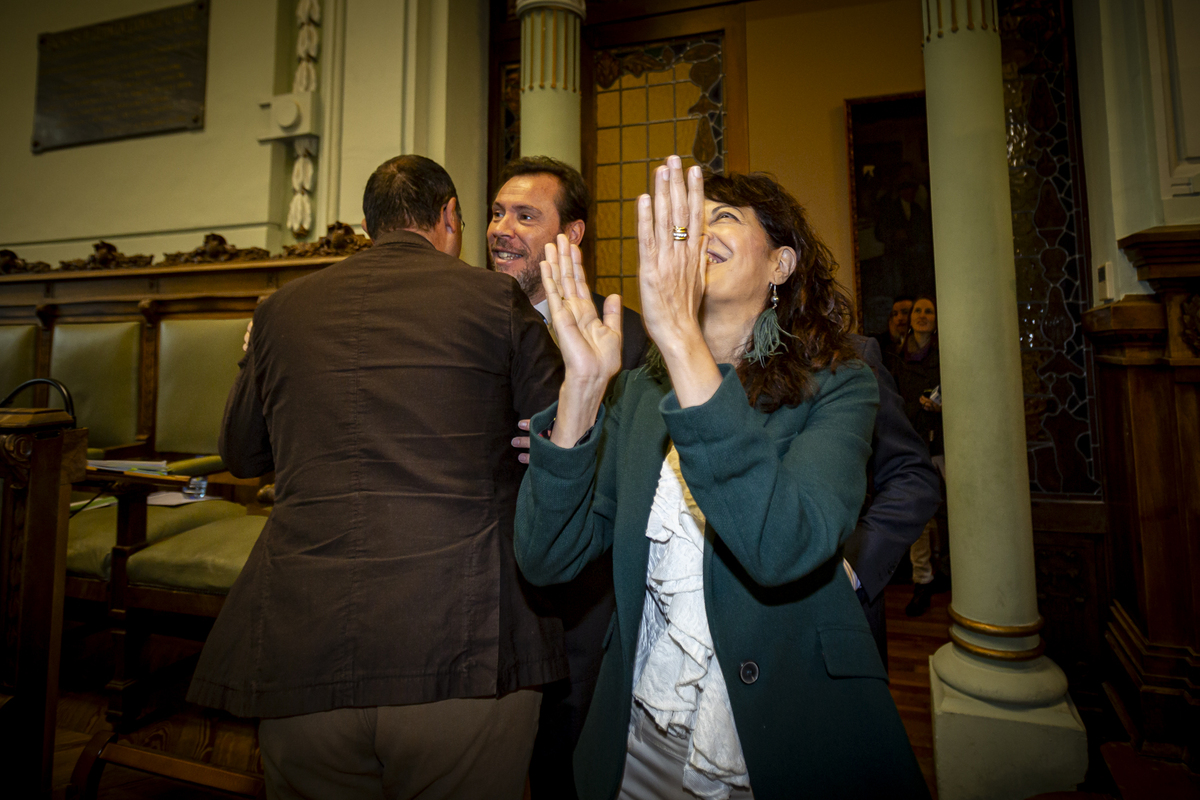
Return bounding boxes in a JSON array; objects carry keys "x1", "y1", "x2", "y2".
[
  {"x1": 1030, "y1": 499, "x2": 1110, "y2": 694},
  {"x1": 1128, "y1": 366, "x2": 1192, "y2": 646},
  {"x1": 1097, "y1": 363, "x2": 1143, "y2": 629},
  {"x1": 0, "y1": 257, "x2": 342, "y2": 308},
  {"x1": 50, "y1": 278, "x2": 160, "y2": 305},
  {"x1": 1083, "y1": 224, "x2": 1200, "y2": 768},
  {"x1": 1172, "y1": 373, "x2": 1200, "y2": 649}
]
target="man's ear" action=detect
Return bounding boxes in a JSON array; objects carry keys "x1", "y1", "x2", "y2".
[
  {"x1": 361, "y1": 217, "x2": 371, "y2": 240},
  {"x1": 443, "y1": 197, "x2": 460, "y2": 233},
  {"x1": 772, "y1": 246, "x2": 797, "y2": 285},
  {"x1": 564, "y1": 219, "x2": 585, "y2": 246}
]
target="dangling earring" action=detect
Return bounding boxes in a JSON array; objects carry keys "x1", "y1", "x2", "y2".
[{"x1": 745, "y1": 283, "x2": 790, "y2": 366}]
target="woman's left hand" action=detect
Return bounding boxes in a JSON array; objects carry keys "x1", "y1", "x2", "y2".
[
  {"x1": 637, "y1": 156, "x2": 723, "y2": 408},
  {"x1": 637, "y1": 155, "x2": 707, "y2": 358},
  {"x1": 919, "y1": 396, "x2": 942, "y2": 413}
]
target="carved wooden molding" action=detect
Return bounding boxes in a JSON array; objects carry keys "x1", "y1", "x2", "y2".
[
  {"x1": 1118, "y1": 224, "x2": 1200, "y2": 283},
  {"x1": 1181, "y1": 294, "x2": 1200, "y2": 356},
  {"x1": 1087, "y1": 226, "x2": 1200, "y2": 365},
  {"x1": 1082, "y1": 296, "x2": 1167, "y2": 364}
]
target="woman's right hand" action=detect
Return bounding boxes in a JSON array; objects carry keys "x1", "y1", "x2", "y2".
[{"x1": 541, "y1": 233, "x2": 623, "y2": 447}]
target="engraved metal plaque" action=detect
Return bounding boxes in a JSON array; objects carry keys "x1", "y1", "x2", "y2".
[{"x1": 32, "y1": 1, "x2": 209, "y2": 153}]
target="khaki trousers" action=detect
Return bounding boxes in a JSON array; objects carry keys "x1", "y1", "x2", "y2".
[
  {"x1": 909, "y1": 453, "x2": 946, "y2": 586},
  {"x1": 258, "y1": 690, "x2": 541, "y2": 800}
]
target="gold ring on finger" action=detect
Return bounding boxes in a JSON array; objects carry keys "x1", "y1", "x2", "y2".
[{"x1": 672, "y1": 226, "x2": 688, "y2": 241}]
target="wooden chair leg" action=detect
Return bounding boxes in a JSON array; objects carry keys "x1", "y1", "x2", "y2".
[
  {"x1": 68, "y1": 731, "x2": 264, "y2": 799},
  {"x1": 68, "y1": 732, "x2": 116, "y2": 800},
  {"x1": 105, "y1": 620, "x2": 149, "y2": 732},
  {"x1": 105, "y1": 491, "x2": 149, "y2": 732}
]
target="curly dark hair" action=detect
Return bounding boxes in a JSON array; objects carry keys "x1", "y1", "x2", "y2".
[{"x1": 647, "y1": 172, "x2": 857, "y2": 411}]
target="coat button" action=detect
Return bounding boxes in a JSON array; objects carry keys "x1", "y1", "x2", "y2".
[{"x1": 739, "y1": 660, "x2": 759, "y2": 684}]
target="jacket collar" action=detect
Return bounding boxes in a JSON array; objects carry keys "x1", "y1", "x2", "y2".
[{"x1": 370, "y1": 229, "x2": 438, "y2": 250}]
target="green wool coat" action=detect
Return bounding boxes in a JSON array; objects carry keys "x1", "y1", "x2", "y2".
[{"x1": 515, "y1": 363, "x2": 930, "y2": 800}]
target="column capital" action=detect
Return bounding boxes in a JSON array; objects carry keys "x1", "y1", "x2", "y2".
[
  {"x1": 516, "y1": 0, "x2": 585, "y2": 20},
  {"x1": 922, "y1": 0, "x2": 999, "y2": 42}
]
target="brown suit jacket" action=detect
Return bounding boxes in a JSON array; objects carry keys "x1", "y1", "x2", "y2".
[{"x1": 188, "y1": 230, "x2": 566, "y2": 718}]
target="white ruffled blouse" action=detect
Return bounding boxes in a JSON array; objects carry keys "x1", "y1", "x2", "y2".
[{"x1": 631, "y1": 445, "x2": 751, "y2": 799}]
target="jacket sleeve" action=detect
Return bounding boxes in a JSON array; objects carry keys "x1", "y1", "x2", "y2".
[
  {"x1": 218, "y1": 314, "x2": 274, "y2": 478},
  {"x1": 663, "y1": 363, "x2": 878, "y2": 588},
  {"x1": 511, "y1": 283, "x2": 565, "y2": 420},
  {"x1": 843, "y1": 337, "x2": 943, "y2": 600},
  {"x1": 513, "y1": 373, "x2": 627, "y2": 586}
]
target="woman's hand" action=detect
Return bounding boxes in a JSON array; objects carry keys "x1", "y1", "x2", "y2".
[
  {"x1": 919, "y1": 396, "x2": 942, "y2": 413},
  {"x1": 637, "y1": 156, "x2": 707, "y2": 355},
  {"x1": 541, "y1": 234, "x2": 623, "y2": 447},
  {"x1": 637, "y1": 155, "x2": 722, "y2": 408}
]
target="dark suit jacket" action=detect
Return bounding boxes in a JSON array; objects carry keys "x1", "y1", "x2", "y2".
[
  {"x1": 591, "y1": 292, "x2": 647, "y2": 372},
  {"x1": 843, "y1": 336, "x2": 942, "y2": 601},
  {"x1": 188, "y1": 230, "x2": 566, "y2": 718},
  {"x1": 528, "y1": 293, "x2": 646, "y2": 800},
  {"x1": 517, "y1": 364, "x2": 928, "y2": 800}
]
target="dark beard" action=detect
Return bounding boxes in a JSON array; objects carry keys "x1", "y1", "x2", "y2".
[{"x1": 512, "y1": 262, "x2": 542, "y2": 300}]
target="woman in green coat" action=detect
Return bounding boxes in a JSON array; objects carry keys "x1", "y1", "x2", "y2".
[{"x1": 515, "y1": 158, "x2": 928, "y2": 800}]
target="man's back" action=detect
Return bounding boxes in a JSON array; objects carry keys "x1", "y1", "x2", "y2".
[{"x1": 191, "y1": 230, "x2": 566, "y2": 719}]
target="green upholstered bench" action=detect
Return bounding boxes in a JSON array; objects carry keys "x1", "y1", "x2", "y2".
[
  {"x1": 127, "y1": 514, "x2": 266, "y2": 595},
  {"x1": 67, "y1": 501, "x2": 247, "y2": 581},
  {"x1": 50, "y1": 321, "x2": 143, "y2": 458},
  {"x1": 155, "y1": 317, "x2": 248, "y2": 460},
  {"x1": 66, "y1": 315, "x2": 252, "y2": 595},
  {"x1": 0, "y1": 325, "x2": 38, "y2": 404}
]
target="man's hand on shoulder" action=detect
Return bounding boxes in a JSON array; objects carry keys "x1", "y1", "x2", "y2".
[{"x1": 513, "y1": 419, "x2": 531, "y2": 464}]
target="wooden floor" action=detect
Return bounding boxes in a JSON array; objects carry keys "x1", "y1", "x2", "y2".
[
  {"x1": 884, "y1": 583, "x2": 953, "y2": 797},
  {"x1": 53, "y1": 674, "x2": 260, "y2": 799},
  {"x1": 51, "y1": 585, "x2": 952, "y2": 798}
]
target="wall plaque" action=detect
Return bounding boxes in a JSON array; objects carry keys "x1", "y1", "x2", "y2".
[{"x1": 32, "y1": 1, "x2": 209, "y2": 153}]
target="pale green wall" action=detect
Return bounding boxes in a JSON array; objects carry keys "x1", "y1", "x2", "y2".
[
  {"x1": 1073, "y1": 0, "x2": 1160, "y2": 301},
  {"x1": 0, "y1": 0, "x2": 490, "y2": 269},
  {"x1": 0, "y1": 0, "x2": 292, "y2": 265},
  {"x1": 332, "y1": 0, "x2": 408, "y2": 240},
  {"x1": 440, "y1": 0, "x2": 489, "y2": 269},
  {"x1": 331, "y1": 0, "x2": 488, "y2": 267},
  {"x1": 1074, "y1": 0, "x2": 1200, "y2": 302}
]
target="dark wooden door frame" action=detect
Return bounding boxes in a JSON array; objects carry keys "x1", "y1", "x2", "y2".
[{"x1": 843, "y1": 90, "x2": 926, "y2": 335}]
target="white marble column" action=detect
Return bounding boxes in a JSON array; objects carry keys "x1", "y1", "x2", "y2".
[
  {"x1": 516, "y1": 0, "x2": 584, "y2": 169},
  {"x1": 921, "y1": 1, "x2": 1088, "y2": 797}
]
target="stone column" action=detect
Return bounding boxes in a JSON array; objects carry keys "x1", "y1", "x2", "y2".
[
  {"x1": 921, "y1": 1, "x2": 1088, "y2": 798},
  {"x1": 517, "y1": 0, "x2": 584, "y2": 169}
]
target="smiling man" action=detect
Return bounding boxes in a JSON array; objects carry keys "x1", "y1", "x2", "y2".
[
  {"x1": 488, "y1": 157, "x2": 645, "y2": 800},
  {"x1": 488, "y1": 156, "x2": 647, "y2": 372}
]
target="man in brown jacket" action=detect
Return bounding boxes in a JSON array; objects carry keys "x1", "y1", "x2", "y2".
[{"x1": 188, "y1": 155, "x2": 565, "y2": 800}]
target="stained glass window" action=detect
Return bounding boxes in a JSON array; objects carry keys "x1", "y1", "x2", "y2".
[
  {"x1": 1001, "y1": 0, "x2": 1100, "y2": 496},
  {"x1": 591, "y1": 38, "x2": 725, "y2": 311}
]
